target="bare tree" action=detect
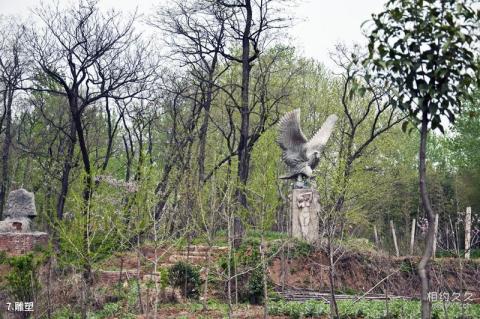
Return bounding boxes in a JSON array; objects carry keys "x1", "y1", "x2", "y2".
[
  {"x1": 152, "y1": 72, "x2": 203, "y2": 224},
  {"x1": 27, "y1": 1, "x2": 154, "y2": 316},
  {"x1": 21, "y1": 88, "x2": 78, "y2": 224},
  {"x1": 0, "y1": 19, "x2": 29, "y2": 218},
  {"x1": 205, "y1": 0, "x2": 291, "y2": 245},
  {"x1": 150, "y1": 0, "x2": 230, "y2": 183},
  {"x1": 101, "y1": 97, "x2": 126, "y2": 172},
  {"x1": 330, "y1": 44, "x2": 406, "y2": 213},
  {"x1": 313, "y1": 45, "x2": 406, "y2": 319}
]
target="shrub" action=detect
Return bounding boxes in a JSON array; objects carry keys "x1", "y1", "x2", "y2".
[
  {"x1": 168, "y1": 261, "x2": 202, "y2": 299},
  {"x1": 268, "y1": 238, "x2": 313, "y2": 259},
  {"x1": 399, "y1": 260, "x2": 416, "y2": 274},
  {"x1": 0, "y1": 253, "x2": 43, "y2": 302},
  {"x1": 218, "y1": 238, "x2": 274, "y2": 304}
]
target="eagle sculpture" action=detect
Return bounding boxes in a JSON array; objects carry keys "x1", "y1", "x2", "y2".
[{"x1": 277, "y1": 109, "x2": 338, "y2": 181}]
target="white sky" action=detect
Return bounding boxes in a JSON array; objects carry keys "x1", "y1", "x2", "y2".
[{"x1": 0, "y1": 0, "x2": 386, "y2": 69}]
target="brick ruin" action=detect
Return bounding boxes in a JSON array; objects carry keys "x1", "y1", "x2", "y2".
[{"x1": 0, "y1": 189, "x2": 48, "y2": 256}]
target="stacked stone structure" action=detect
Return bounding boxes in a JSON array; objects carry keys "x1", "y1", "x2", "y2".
[{"x1": 0, "y1": 189, "x2": 48, "y2": 255}]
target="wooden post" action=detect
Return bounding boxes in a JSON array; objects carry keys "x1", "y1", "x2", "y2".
[
  {"x1": 445, "y1": 224, "x2": 449, "y2": 250},
  {"x1": 374, "y1": 225, "x2": 379, "y2": 247},
  {"x1": 390, "y1": 220, "x2": 399, "y2": 257},
  {"x1": 410, "y1": 218, "x2": 416, "y2": 255},
  {"x1": 432, "y1": 214, "x2": 439, "y2": 258},
  {"x1": 465, "y1": 207, "x2": 472, "y2": 259}
]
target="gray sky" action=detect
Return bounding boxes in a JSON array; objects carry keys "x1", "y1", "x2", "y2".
[{"x1": 0, "y1": 0, "x2": 386, "y2": 69}]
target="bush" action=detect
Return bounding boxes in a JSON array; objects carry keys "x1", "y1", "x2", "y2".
[
  {"x1": 168, "y1": 261, "x2": 202, "y2": 299},
  {"x1": 0, "y1": 253, "x2": 43, "y2": 302},
  {"x1": 218, "y1": 238, "x2": 273, "y2": 304},
  {"x1": 247, "y1": 268, "x2": 265, "y2": 304},
  {"x1": 399, "y1": 260, "x2": 416, "y2": 274},
  {"x1": 268, "y1": 238, "x2": 313, "y2": 259}
]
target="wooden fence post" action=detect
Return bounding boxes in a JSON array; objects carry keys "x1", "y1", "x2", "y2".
[
  {"x1": 410, "y1": 218, "x2": 416, "y2": 255},
  {"x1": 432, "y1": 214, "x2": 439, "y2": 258},
  {"x1": 465, "y1": 207, "x2": 472, "y2": 259},
  {"x1": 374, "y1": 225, "x2": 379, "y2": 247},
  {"x1": 390, "y1": 220, "x2": 399, "y2": 257}
]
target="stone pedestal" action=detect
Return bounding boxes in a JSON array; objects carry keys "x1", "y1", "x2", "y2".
[{"x1": 290, "y1": 188, "x2": 320, "y2": 243}]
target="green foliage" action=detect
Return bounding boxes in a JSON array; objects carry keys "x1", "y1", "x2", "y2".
[
  {"x1": 125, "y1": 280, "x2": 141, "y2": 309},
  {"x1": 246, "y1": 267, "x2": 266, "y2": 304},
  {"x1": 52, "y1": 302, "x2": 137, "y2": 319},
  {"x1": 1, "y1": 2, "x2": 479, "y2": 315},
  {"x1": 269, "y1": 300, "x2": 328, "y2": 319},
  {"x1": 236, "y1": 237, "x2": 262, "y2": 267},
  {"x1": 0, "y1": 253, "x2": 44, "y2": 302},
  {"x1": 339, "y1": 237, "x2": 377, "y2": 254},
  {"x1": 223, "y1": 239, "x2": 311, "y2": 300},
  {"x1": 168, "y1": 261, "x2": 202, "y2": 299},
  {"x1": 447, "y1": 90, "x2": 480, "y2": 168},
  {"x1": 218, "y1": 238, "x2": 274, "y2": 304},
  {"x1": 444, "y1": 89, "x2": 480, "y2": 210},
  {"x1": 246, "y1": 229, "x2": 289, "y2": 241},
  {"x1": 269, "y1": 300, "x2": 480, "y2": 319},
  {"x1": 52, "y1": 306, "x2": 82, "y2": 319},
  {"x1": 400, "y1": 260, "x2": 416, "y2": 274},
  {"x1": 158, "y1": 266, "x2": 169, "y2": 289},
  {"x1": 268, "y1": 238, "x2": 313, "y2": 259},
  {"x1": 88, "y1": 303, "x2": 122, "y2": 319},
  {"x1": 436, "y1": 249, "x2": 480, "y2": 259},
  {"x1": 365, "y1": 0, "x2": 479, "y2": 131}
]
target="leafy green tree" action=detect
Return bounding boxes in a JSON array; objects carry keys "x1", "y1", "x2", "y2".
[
  {"x1": 447, "y1": 89, "x2": 480, "y2": 211},
  {"x1": 448, "y1": 89, "x2": 480, "y2": 168},
  {"x1": 365, "y1": 0, "x2": 479, "y2": 317}
]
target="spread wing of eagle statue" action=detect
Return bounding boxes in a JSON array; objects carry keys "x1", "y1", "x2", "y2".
[{"x1": 277, "y1": 109, "x2": 338, "y2": 181}]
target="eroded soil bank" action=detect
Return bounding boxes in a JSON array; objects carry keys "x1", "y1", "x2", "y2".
[{"x1": 269, "y1": 248, "x2": 480, "y2": 302}]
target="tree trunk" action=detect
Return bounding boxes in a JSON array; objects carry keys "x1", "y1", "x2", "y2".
[
  {"x1": 261, "y1": 237, "x2": 269, "y2": 319},
  {"x1": 328, "y1": 235, "x2": 339, "y2": 319},
  {"x1": 202, "y1": 245, "x2": 211, "y2": 311},
  {"x1": 101, "y1": 98, "x2": 118, "y2": 171},
  {"x1": 465, "y1": 207, "x2": 472, "y2": 259},
  {"x1": 70, "y1": 96, "x2": 94, "y2": 319},
  {"x1": 234, "y1": 0, "x2": 253, "y2": 248},
  {"x1": 123, "y1": 135, "x2": 132, "y2": 181},
  {"x1": 56, "y1": 120, "x2": 77, "y2": 220},
  {"x1": 410, "y1": 218, "x2": 416, "y2": 255},
  {"x1": 198, "y1": 64, "x2": 217, "y2": 183},
  {"x1": 418, "y1": 109, "x2": 436, "y2": 319},
  {"x1": 0, "y1": 89, "x2": 13, "y2": 219}
]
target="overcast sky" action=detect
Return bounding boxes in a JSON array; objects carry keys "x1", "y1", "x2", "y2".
[{"x1": 0, "y1": 0, "x2": 386, "y2": 69}]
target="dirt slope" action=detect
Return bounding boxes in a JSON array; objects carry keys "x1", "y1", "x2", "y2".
[{"x1": 269, "y1": 249, "x2": 480, "y2": 302}]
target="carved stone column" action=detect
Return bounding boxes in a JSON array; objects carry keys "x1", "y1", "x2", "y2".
[{"x1": 290, "y1": 188, "x2": 320, "y2": 243}]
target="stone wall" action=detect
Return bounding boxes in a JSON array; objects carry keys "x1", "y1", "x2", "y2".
[{"x1": 0, "y1": 232, "x2": 49, "y2": 256}]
